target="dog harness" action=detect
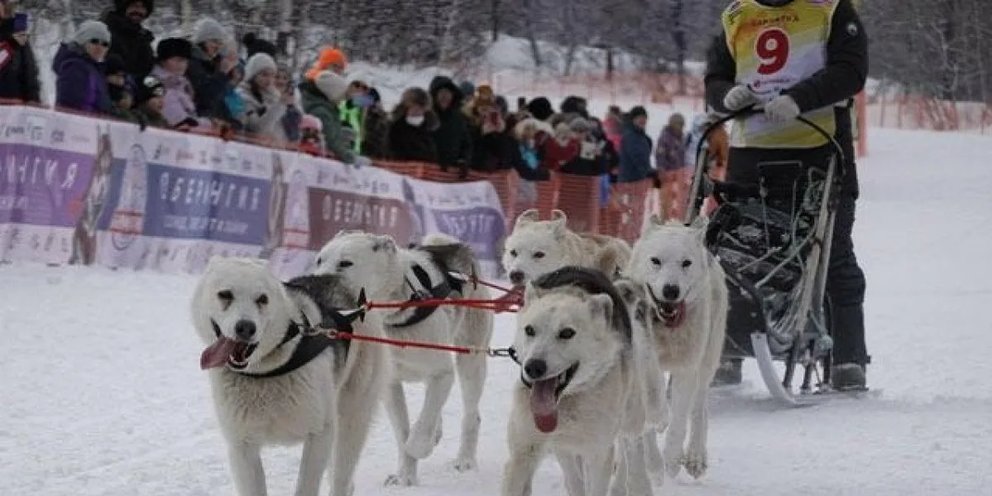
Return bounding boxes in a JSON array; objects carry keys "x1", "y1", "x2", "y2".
[
  {"x1": 389, "y1": 255, "x2": 466, "y2": 329},
  {"x1": 235, "y1": 306, "x2": 365, "y2": 379}
]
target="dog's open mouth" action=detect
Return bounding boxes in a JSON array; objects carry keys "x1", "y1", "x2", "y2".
[
  {"x1": 200, "y1": 321, "x2": 258, "y2": 370},
  {"x1": 527, "y1": 362, "x2": 579, "y2": 434},
  {"x1": 648, "y1": 287, "x2": 687, "y2": 328}
]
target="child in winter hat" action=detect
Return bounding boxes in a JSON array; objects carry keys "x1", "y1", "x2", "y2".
[{"x1": 305, "y1": 47, "x2": 347, "y2": 80}]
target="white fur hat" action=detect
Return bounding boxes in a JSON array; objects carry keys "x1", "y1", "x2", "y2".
[
  {"x1": 314, "y1": 70, "x2": 349, "y2": 102},
  {"x1": 192, "y1": 18, "x2": 227, "y2": 44},
  {"x1": 244, "y1": 53, "x2": 277, "y2": 82}
]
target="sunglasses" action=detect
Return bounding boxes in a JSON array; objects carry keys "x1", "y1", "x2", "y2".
[{"x1": 89, "y1": 39, "x2": 110, "y2": 48}]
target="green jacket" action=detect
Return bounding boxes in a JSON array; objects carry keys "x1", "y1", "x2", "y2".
[
  {"x1": 338, "y1": 100, "x2": 364, "y2": 154},
  {"x1": 299, "y1": 81, "x2": 355, "y2": 164}
]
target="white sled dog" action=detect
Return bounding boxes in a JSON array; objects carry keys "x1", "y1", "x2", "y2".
[
  {"x1": 502, "y1": 209, "x2": 631, "y2": 287},
  {"x1": 502, "y1": 267, "x2": 656, "y2": 496},
  {"x1": 191, "y1": 257, "x2": 388, "y2": 496},
  {"x1": 626, "y1": 216, "x2": 728, "y2": 483},
  {"x1": 314, "y1": 231, "x2": 494, "y2": 486}
]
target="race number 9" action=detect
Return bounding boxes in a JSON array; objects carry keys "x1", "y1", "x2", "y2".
[{"x1": 756, "y1": 28, "x2": 790, "y2": 75}]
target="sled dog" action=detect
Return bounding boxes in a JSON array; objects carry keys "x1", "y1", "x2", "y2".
[
  {"x1": 626, "y1": 216, "x2": 728, "y2": 483},
  {"x1": 502, "y1": 209, "x2": 631, "y2": 287},
  {"x1": 314, "y1": 232, "x2": 494, "y2": 486},
  {"x1": 502, "y1": 267, "x2": 655, "y2": 496},
  {"x1": 191, "y1": 257, "x2": 387, "y2": 496}
]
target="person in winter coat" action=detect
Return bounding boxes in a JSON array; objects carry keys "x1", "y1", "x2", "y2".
[
  {"x1": 561, "y1": 117, "x2": 609, "y2": 176},
  {"x1": 464, "y1": 85, "x2": 514, "y2": 171},
  {"x1": 428, "y1": 76, "x2": 472, "y2": 176},
  {"x1": 149, "y1": 37, "x2": 203, "y2": 129},
  {"x1": 387, "y1": 87, "x2": 438, "y2": 163},
  {"x1": 105, "y1": 54, "x2": 137, "y2": 122},
  {"x1": 275, "y1": 65, "x2": 302, "y2": 142},
  {"x1": 54, "y1": 21, "x2": 112, "y2": 114},
  {"x1": 186, "y1": 18, "x2": 233, "y2": 122},
  {"x1": 133, "y1": 74, "x2": 168, "y2": 128},
  {"x1": 361, "y1": 87, "x2": 390, "y2": 159},
  {"x1": 101, "y1": 0, "x2": 154, "y2": 82},
  {"x1": 602, "y1": 105, "x2": 624, "y2": 152},
  {"x1": 618, "y1": 106, "x2": 654, "y2": 183},
  {"x1": 338, "y1": 79, "x2": 373, "y2": 153},
  {"x1": 513, "y1": 117, "x2": 553, "y2": 181},
  {"x1": 299, "y1": 70, "x2": 366, "y2": 165},
  {"x1": 541, "y1": 121, "x2": 581, "y2": 173},
  {"x1": 237, "y1": 52, "x2": 291, "y2": 141},
  {"x1": 0, "y1": 13, "x2": 41, "y2": 103},
  {"x1": 656, "y1": 112, "x2": 688, "y2": 220}
]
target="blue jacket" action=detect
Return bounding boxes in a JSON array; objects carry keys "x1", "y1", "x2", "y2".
[
  {"x1": 53, "y1": 43, "x2": 110, "y2": 114},
  {"x1": 618, "y1": 121, "x2": 654, "y2": 183}
]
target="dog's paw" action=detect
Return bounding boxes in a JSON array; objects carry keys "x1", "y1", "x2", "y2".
[
  {"x1": 451, "y1": 456, "x2": 477, "y2": 472},
  {"x1": 661, "y1": 448, "x2": 683, "y2": 479},
  {"x1": 682, "y1": 450, "x2": 707, "y2": 479},
  {"x1": 404, "y1": 432, "x2": 437, "y2": 459},
  {"x1": 384, "y1": 473, "x2": 417, "y2": 487}
]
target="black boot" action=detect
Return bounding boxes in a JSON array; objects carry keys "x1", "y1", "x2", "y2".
[{"x1": 830, "y1": 363, "x2": 867, "y2": 391}]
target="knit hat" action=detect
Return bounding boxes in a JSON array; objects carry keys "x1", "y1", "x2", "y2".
[
  {"x1": 244, "y1": 53, "x2": 277, "y2": 82},
  {"x1": 305, "y1": 47, "x2": 347, "y2": 81},
  {"x1": 560, "y1": 96, "x2": 589, "y2": 119},
  {"x1": 300, "y1": 114, "x2": 323, "y2": 132},
  {"x1": 314, "y1": 70, "x2": 349, "y2": 102},
  {"x1": 243, "y1": 33, "x2": 277, "y2": 58},
  {"x1": 73, "y1": 21, "x2": 111, "y2": 46},
  {"x1": 114, "y1": 0, "x2": 154, "y2": 16},
  {"x1": 459, "y1": 80, "x2": 475, "y2": 99},
  {"x1": 105, "y1": 55, "x2": 126, "y2": 76},
  {"x1": 527, "y1": 97, "x2": 554, "y2": 121},
  {"x1": 156, "y1": 37, "x2": 192, "y2": 62},
  {"x1": 135, "y1": 75, "x2": 165, "y2": 105},
  {"x1": 192, "y1": 18, "x2": 227, "y2": 44},
  {"x1": 12, "y1": 13, "x2": 29, "y2": 33},
  {"x1": 628, "y1": 105, "x2": 648, "y2": 120}
]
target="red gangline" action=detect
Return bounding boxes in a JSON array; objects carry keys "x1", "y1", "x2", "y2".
[{"x1": 331, "y1": 331, "x2": 476, "y2": 355}]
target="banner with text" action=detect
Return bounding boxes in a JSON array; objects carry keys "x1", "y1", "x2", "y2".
[{"x1": 0, "y1": 105, "x2": 506, "y2": 278}]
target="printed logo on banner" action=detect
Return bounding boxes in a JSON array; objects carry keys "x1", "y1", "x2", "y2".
[
  {"x1": 144, "y1": 162, "x2": 271, "y2": 245},
  {"x1": 307, "y1": 186, "x2": 413, "y2": 251}
]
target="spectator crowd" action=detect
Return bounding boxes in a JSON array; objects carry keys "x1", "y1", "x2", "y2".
[{"x1": 0, "y1": 1, "x2": 729, "y2": 219}]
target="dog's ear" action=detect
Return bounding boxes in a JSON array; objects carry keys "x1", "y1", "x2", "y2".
[
  {"x1": 588, "y1": 293, "x2": 614, "y2": 324},
  {"x1": 613, "y1": 279, "x2": 644, "y2": 306},
  {"x1": 642, "y1": 214, "x2": 664, "y2": 235},
  {"x1": 371, "y1": 235, "x2": 397, "y2": 254},
  {"x1": 515, "y1": 209, "x2": 540, "y2": 228},
  {"x1": 550, "y1": 211, "x2": 567, "y2": 237},
  {"x1": 282, "y1": 283, "x2": 323, "y2": 328}
]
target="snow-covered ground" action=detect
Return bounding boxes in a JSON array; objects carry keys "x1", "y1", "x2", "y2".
[{"x1": 2, "y1": 126, "x2": 991, "y2": 495}]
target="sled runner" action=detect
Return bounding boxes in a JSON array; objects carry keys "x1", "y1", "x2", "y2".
[{"x1": 684, "y1": 111, "x2": 859, "y2": 406}]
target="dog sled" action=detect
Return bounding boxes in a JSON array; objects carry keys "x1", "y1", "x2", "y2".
[{"x1": 684, "y1": 112, "x2": 849, "y2": 406}]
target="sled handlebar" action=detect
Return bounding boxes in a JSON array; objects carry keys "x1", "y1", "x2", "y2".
[{"x1": 694, "y1": 107, "x2": 847, "y2": 167}]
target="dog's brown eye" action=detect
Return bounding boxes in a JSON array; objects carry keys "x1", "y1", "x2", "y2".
[
  {"x1": 524, "y1": 325, "x2": 536, "y2": 337},
  {"x1": 256, "y1": 294, "x2": 268, "y2": 307},
  {"x1": 533, "y1": 251, "x2": 545, "y2": 259},
  {"x1": 558, "y1": 328, "x2": 576, "y2": 340},
  {"x1": 338, "y1": 260, "x2": 353, "y2": 269},
  {"x1": 315, "y1": 257, "x2": 323, "y2": 266},
  {"x1": 650, "y1": 257, "x2": 661, "y2": 266},
  {"x1": 682, "y1": 260, "x2": 692, "y2": 268},
  {"x1": 217, "y1": 290, "x2": 233, "y2": 301},
  {"x1": 509, "y1": 249, "x2": 518, "y2": 257}
]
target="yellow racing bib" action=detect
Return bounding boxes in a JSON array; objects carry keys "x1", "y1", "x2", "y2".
[{"x1": 722, "y1": 0, "x2": 840, "y2": 148}]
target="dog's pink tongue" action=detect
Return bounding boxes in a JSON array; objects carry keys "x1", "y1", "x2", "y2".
[
  {"x1": 530, "y1": 378, "x2": 559, "y2": 433},
  {"x1": 200, "y1": 338, "x2": 237, "y2": 370}
]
